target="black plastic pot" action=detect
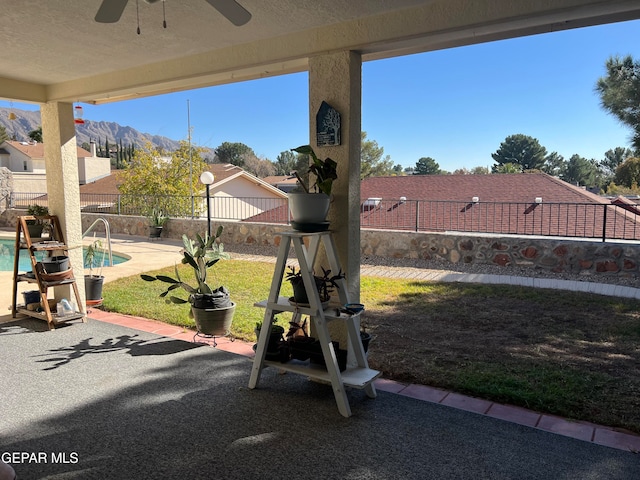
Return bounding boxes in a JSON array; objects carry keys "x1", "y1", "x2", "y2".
[
  {"x1": 149, "y1": 226, "x2": 163, "y2": 239},
  {"x1": 85, "y1": 275, "x2": 104, "y2": 301},
  {"x1": 360, "y1": 332, "x2": 372, "y2": 353},
  {"x1": 265, "y1": 325, "x2": 285, "y2": 351},
  {"x1": 27, "y1": 223, "x2": 44, "y2": 239},
  {"x1": 41, "y1": 255, "x2": 69, "y2": 273},
  {"x1": 289, "y1": 338, "x2": 347, "y2": 371},
  {"x1": 22, "y1": 290, "x2": 41, "y2": 305}
]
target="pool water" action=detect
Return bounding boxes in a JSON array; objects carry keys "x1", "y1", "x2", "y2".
[{"x1": 0, "y1": 239, "x2": 129, "y2": 272}]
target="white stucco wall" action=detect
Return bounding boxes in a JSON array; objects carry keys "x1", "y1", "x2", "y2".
[
  {"x1": 78, "y1": 156, "x2": 111, "y2": 184},
  {"x1": 208, "y1": 175, "x2": 287, "y2": 221},
  {"x1": 11, "y1": 173, "x2": 47, "y2": 193}
]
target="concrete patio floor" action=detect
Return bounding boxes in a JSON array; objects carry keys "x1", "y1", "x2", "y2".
[{"x1": 2, "y1": 228, "x2": 640, "y2": 458}]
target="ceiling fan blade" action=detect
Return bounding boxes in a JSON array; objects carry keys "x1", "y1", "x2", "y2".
[
  {"x1": 95, "y1": 0, "x2": 129, "y2": 23},
  {"x1": 205, "y1": 0, "x2": 252, "y2": 26}
]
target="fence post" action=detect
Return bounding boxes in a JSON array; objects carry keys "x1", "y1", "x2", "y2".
[
  {"x1": 415, "y1": 200, "x2": 419, "y2": 232},
  {"x1": 602, "y1": 205, "x2": 607, "y2": 242}
]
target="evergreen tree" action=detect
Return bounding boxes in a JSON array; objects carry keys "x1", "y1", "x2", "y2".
[
  {"x1": 560, "y1": 154, "x2": 599, "y2": 186},
  {"x1": 28, "y1": 126, "x2": 43, "y2": 143},
  {"x1": 601, "y1": 147, "x2": 633, "y2": 176},
  {"x1": 0, "y1": 125, "x2": 9, "y2": 144},
  {"x1": 414, "y1": 157, "x2": 441, "y2": 175},
  {"x1": 360, "y1": 131, "x2": 394, "y2": 179},
  {"x1": 215, "y1": 141, "x2": 253, "y2": 167},
  {"x1": 596, "y1": 55, "x2": 640, "y2": 152},
  {"x1": 274, "y1": 150, "x2": 297, "y2": 175},
  {"x1": 493, "y1": 163, "x2": 522, "y2": 174},
  {"x1": 542, "y1": 152, "x2": 565, "y2": 177},
  {"x1": 491, "y1": 134, "x2": 547, "y2": 172}
]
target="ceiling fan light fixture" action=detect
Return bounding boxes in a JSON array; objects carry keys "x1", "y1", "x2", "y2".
[{"x1": 95, "y1": 0, "x2": 251, "y2": 28}]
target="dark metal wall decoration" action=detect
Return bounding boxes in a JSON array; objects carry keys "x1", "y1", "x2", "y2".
[{"x1": 316, "y1": 101, "x2": 341, "y2": 147}]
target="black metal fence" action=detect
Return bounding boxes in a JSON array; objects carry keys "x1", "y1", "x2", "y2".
[
  {"x1": 360, "y1": 198, "x2": 640, "y2": 241},
  {"x1": 8, "y1": 192, "x2": 291, "y2": 223},
  {"x1": 8, "y1": 193, "x2": 640, "y2": 242}
]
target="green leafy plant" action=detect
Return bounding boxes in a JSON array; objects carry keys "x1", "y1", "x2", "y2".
[
  {"x1": 140, "y1": 227, "x2": 230, "y2": 308},
  {"x1": 84, "y1": 239, "x2": 105, "y2": 278},
  {"x1": 285, "y1": 265, "x2": 344, "y2": 302},
  {"x1": 290, "y1": 145, "x2": 338, "y2": 195},
  {"x1": 26, "y1": 204, "x2": 49, "y2": 225},
  {"x1": 148, "y1": 207, "x2": 168, "y2": 227}
]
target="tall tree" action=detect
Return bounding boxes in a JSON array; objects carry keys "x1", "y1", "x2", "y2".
[
  {"x1": 596, "y1": 55, "x2": 640, "y2": 152},
  {"x1": 244, "y1": 155, "x2": 276, "y2": 178},
  {"x1": 215, "y1": 141, "x2": 254, "y2": 167},
  {"x1": 28, "y1": 126, "x2": 43, "y2": 143},
  {"x1": 614, "y1": 157, "x2": 640, "y2": 188},
  {"x1": 493, "y1": 163, "x2": 522, "y2": 174},
  {"x1": 470, "y1": 166, "x2": 490, "y2": 175},
  {"x1": 0, "y1": 125, "x2": 8, "y2": 144},
  {"x1": 601, "y1": 147, "x2": 633, "y2": 176},
  {"x1": 414, "y1": 157, "x2": 441, "y2": 175},
  {"x1": 118, "y1": 141, "x2": 207, "y2": 217},
  {"x1": 274, "y1": 150, "x2": 297, "y2": 175},
  {"x1": 560, "y1": 154, "x2": 599, "y2": 186},
  {"x1": 491, "y1": 134, "x2": 548, "y2": 172},
  {"x1": 360, "y1": 131, "x2": 394, "y2": 179},
  {"x1": 541, "y1": 152, "x2": 565, "y2": 177}
]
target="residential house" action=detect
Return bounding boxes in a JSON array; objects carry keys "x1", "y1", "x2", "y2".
[
  {"x1": 262, "y1": 174, "x2": 299, "y2": 193},
  {"x1": 360, "y1": 173, "x2": 640, "y2": 240},
  {"x1": 79, "y1": 163, "x2": 288, "y2": 220},
  {"x1": 0, "y1": 140, "x2": 110, "y2": 193}
]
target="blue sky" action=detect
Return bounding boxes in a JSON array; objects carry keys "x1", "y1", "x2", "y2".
[{"x1": 3, "y1": 19, "x2": 639, "y2": 172}]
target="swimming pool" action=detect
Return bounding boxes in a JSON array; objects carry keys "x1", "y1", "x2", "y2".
[{"x1": 0, "y1": 239, "x2": 130, "y2": 272}]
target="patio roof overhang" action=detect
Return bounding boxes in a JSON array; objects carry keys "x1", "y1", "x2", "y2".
[{"x1": 1, "y1": 0, "x2": 639, "y2": 105}]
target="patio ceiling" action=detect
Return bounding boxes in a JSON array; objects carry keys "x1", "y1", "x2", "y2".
[{"x1": 1, "y1": 0, "x2": 639, "y2": 105}]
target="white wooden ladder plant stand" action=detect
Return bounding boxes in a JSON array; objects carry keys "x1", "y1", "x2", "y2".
[{"x1": 248, "y1": 230, "x2": 380, "y2": 417}]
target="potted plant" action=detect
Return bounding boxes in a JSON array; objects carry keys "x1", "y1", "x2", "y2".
[
  {"x1": 25, "y1": 204, "x2": 50, "y2": 238},
  {"x1": 285, "y1": 265, "x2": 344, "y2": 305},
  {"x1": 140, "y1": 226, "x2": 235, "y2": 336},
  {"x1": 148, "y1": 207, "x2": 168, "y2": 239},
  {"x1": 288, "y1": 145, "x2": 337, "y2": 230},
  {"x1": 254, "y1": 318, "x2": 287, "y2": 361},
  {"x1": 84, "y1": 239, "x2": 105, "y2": 302}
]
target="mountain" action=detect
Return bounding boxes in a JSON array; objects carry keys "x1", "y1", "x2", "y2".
[{"x1": 0, "y1": 107, "x2": 202, "y2": 154}]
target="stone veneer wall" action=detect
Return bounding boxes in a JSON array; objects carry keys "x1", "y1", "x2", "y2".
[
  {"x1": 0, "y1": 168, "x2": 13, "y2": 214},
  {"x1": 2, "y1": 210, "x2": 639, "y2": 277}
]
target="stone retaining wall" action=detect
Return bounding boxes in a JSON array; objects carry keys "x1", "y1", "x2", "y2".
[
  {"x1": 2, "y1": 210, "x2": 639, "y2": 277},
  {"x1": 361, "y1": 229, "x2": 640, "y2": 276}
]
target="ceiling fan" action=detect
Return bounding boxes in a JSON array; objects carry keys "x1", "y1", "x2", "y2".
[{"x1": 95, "y1": 0, "x2": 252, "y2": 27}]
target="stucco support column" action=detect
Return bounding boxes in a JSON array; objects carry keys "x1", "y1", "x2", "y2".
[
  {"x1": 308, "y1": 50, "x2": 362, "y2": 300},
  {"x1": 41, "y1": 102, "x2": 84, "y2": 305},
  {"x1": 309, "y1": 51, "x2": 361, "y2": 356}
]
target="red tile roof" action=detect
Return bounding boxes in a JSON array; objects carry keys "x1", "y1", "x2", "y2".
[
  {"x1": 7, "y1": 140, "x2": 92, "y2": 158},
  {"x1": 361, "y1": 173, "x2": 608, "y2": 204},
  {"x1": 358, "y1": 174, "x2": 639, "y2": 239}
]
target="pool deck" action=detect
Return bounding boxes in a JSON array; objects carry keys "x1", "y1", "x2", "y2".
[{"x1": 0, "y1": 229, "x2": 185, "y2": 316}]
